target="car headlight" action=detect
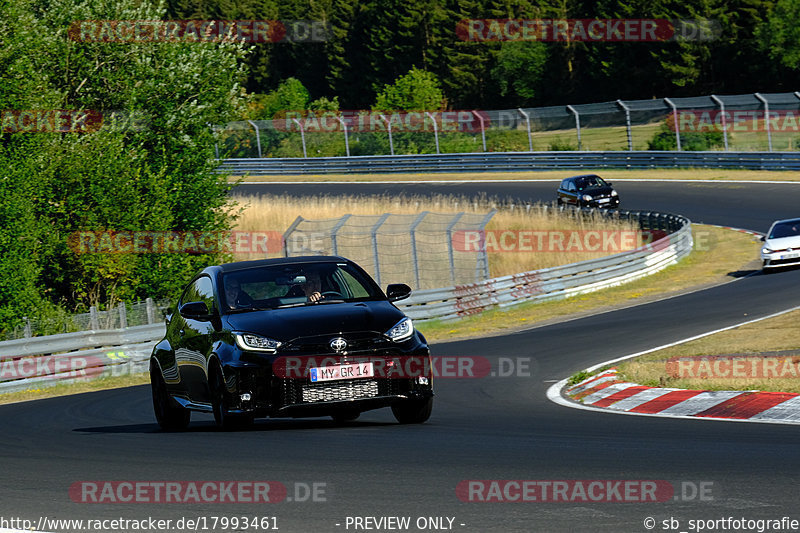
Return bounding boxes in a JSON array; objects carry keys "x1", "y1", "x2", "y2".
[
  {"x1": 234, "y1": 332, "x2": 282, "y2": 352},
  {"x1": 762, "y1": 247, "x2": 773, "y2": 254},
  {"x1": 385, "y1": 317, "x2": 414, "y2": 342},
  {"x1": 611, "y1": 190, "x2": 618, "y2": 196},
  {"x1": 582, "y1": 194, "x2": 593, "y2": 202}
]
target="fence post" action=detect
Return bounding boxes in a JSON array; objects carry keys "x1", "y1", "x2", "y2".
[
  {"x1": 23, "y1": 316, "x2": 32, "y2": 338},
  {"x1": 710, "y1": 95, "x2": 728, "y2": 151},
  {"x1": 425, "y1": 112, "x2": 440, "y2": 154},
  {"x1": 336, "y1": 116, "x2": 350, "y2": 156},
  {"x1": 89, "y1": 306, "x2": 100, "y2": 330},
  {"x1": 370, "y1": 213, "x2": 390, "y2": 286},
  {"x1": 409, "y1": 212, "x2": 429, "y2": 289},
  {"x1": 566, "y1": 105, "x2": 581, "y2": 150},
  {"x1": 472, "y1": 110, "x2": 487, "y2": 152},
  {"x1": 208, "y1": 123, "x2": 219, "y2": 159},
  {"x1": 518, "y1": 108, "x2": 533, "y2": 151},
  {"x1": 145, "y1": 298, "x2": 155, "y2": 325},
  {"x1": 477, "y1": 210, "x2": 497, "y2": 279},
  {"x1": 118, "y1": 302, "x2": 128, "y2": 329},
  {"x1": 664, "y1": 98, "x2": 681, "y2": 151},
  {"x1": 446, "y1": 212, "x2": 466, "y2": 285},
  {"x1": 755, "y1": 93, "x2": 773, "y2": 152},
  {"x1": 246, "y1": 120, "x2": 262, "y2": 158},
  {"x1": 379, "y1": 114, "x2": 394, "y2": 155},
  {"x1": 330, "y1": 214, "x2": 352, "y2": 256},
  {"x1": 617, "y1": 100, "x2": 633, "y2": 151},
  {"x1": 291, "y1": 118, "x2": 307, "y2": 158},
  {"x1": 282, "y1": 216, "x2": 305, "y2": 257}
]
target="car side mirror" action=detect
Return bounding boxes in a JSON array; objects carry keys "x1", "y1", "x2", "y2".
[
  {"x1": 760, "y1": 235, "x2": 766, "y2": 241},
  {"x1": 607, "y1": 182, "x2": 613, "y2": 186},
  {"x1": 179, "y1": 301, "x2": 213, "y2": 321},
  {"x1": 386, "y1": 283, "x2": 412, "y2": 302}
]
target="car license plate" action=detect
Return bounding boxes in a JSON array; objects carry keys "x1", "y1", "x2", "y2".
[
  {"x1": 782, "y1": 252, "x2": 800, "y2": 260},
  {"x1": 310, "y1": 362, "x2": 374, "y2": 382},
  {"x1": 598, "y1": 198, "x2": 610, "y2": 203}
]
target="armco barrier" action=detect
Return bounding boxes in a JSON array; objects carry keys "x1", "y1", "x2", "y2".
[
  {"x1": 0, "y1": 210, "x2": 690, "y2": 393},
  {"x1": 217, "y1": 151, "x2": 800, "y2": 175}
]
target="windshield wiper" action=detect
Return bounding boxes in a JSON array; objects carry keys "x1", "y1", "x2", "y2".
[{"x1": 227, "y1": 306, "x2": 272, "y2": 313}]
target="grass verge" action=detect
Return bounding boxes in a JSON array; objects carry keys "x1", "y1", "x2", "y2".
[
  {"x1": 232, "y1": 169, "x2": 800, "y2": 183},
  {"x1": 616, "y1": 309, "x2": 800, "y2": 394}
]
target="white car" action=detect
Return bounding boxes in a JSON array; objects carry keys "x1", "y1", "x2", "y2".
[{"x1": 761, "y1": 218, "x2": 800, "y2": 270}]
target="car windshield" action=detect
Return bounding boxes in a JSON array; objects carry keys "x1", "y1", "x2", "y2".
[
  {"x1": 575, "y1": 176, "x2": 606, "y2": 189},
  {"x1": 221, "y1": 262, "x2": 382, "y2": 311},
  {"x1": 769, "y1": 222, "x2": 800, "y2": 239}
]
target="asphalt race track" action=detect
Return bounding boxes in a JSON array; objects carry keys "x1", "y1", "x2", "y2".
[{"x1": 3, "y1": 180, "x2": 800, "y2": 533}]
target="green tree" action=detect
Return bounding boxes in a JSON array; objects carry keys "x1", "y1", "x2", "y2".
[{"x1": 373, "y1": 68, "x2": 445, "y2": 110}]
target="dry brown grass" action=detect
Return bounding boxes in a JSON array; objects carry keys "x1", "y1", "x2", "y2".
[
  {"x1": 229, "y1": 194, "x2": 640, "y2": 281},
  {"x1": 617, "y1": 309, "x2": 800, "y2": 393}
]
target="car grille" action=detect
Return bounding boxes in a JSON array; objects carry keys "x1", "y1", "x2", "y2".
[
  {"x1": 278, "y1": 376, "x2": 405, "y2": 407},
  {"x1": 301, "y1": 379, "x2": 379, "y2": 403}
]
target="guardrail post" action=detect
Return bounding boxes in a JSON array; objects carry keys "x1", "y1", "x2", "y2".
[
  {"x1": 664, "y1": 98, "x2": 681, "y2": 151},
  {"x1": 330, "y1": 214, "x2": 352, "y2": 255},
  {"x1": 425, "y1": 112, "x2": 440, "y2": 154},
  {"x1": 617, "y1": 100, "x2": 633, "y2": 151},
  {"x1": 446, "y1": 212, "x2": 466, "y2": 285},
  {"x1": 566, "y1": 105, "x2": 581, "y2": 150},
  {"x1": 145, "y1": 298, "x2": 155, "y2": 325},
  {"x1": 282, "y1": 216, "x2": 305, "y2": 257},
  {"x1": 379, "y1": 114, "x2": 394, "y2": 155},
  {"x1": 291, "y1": 118, "x2": 307, "y2": 158},
  {"x1": 409, "y1": 212, "x2": 429, "y2": 289},
  {"x1": 472, "y1": 110, "x2": 487, "y2": 152},
  {"x1": 518, "y1": 108, "x2": 533, "y2": 151},
  {"x1": 370, "y1": 213, "x2": 390, "y2": 286},
  {"x1": 336, "y1": 116, "x2": 350, "y2": 157},
  {"x1": 755, "y1": 93, "x2": 773, "y2": 152},
  {"x1": 246, "y1": 120, "x2": 262, "y2": 158},
  {"x1": 710, "y1": 95, "x2": 728, "y2": 151},
  {"x1": 119, "y1": 302, "x2": 128, "y2": 329}
]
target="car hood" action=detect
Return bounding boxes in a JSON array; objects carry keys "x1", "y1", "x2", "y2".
[
  {"x1": 223, "y1": 300, "x2": 405, "y2": 341},
  {"x1": 765, "y1": 234, "x2": 800, "y2": 251},
  {"x1": 580, "y1": 185, "x2": 615, "y2": 196}
]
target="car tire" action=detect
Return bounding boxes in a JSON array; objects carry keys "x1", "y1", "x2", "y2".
[
  {"x1": 391, "y1": 397, "x2": 433, "y2": 424},
  {"x1": 331, "y1": 410, "x2": 360, "y2": 423},
  {"x1": 150, "y1": 361, "x2": 190, "y2": 431},
  {"x1": 211, "y1": 364, "x2": 253, "y2": 430},
  {"x1": 557, "y1": 198, "x2": 563, "y2": 206}
]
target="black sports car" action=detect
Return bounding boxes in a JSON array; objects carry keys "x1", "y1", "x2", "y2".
[
  {"x1": 557, "y1": 174, "x2": 620, "y2": 208},
  {"x1": 150, "y1": 256, "x2": 433, "y2": 430}
]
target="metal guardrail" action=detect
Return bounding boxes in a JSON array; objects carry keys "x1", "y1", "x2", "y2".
[
  {"x1": 0, "y1": 209, "x2": 690, "y2": 393},
  {"x1": 218, "y1": 151, "x2": 800, "y2": 175}
]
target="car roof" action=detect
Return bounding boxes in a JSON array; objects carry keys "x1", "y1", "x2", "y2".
[
  {"x1": 208, "y1": 256, "x2": 350, "y2": 274},
  {"x1": 770, "y1": 217, "x2": 800, "y2": 226},
  {"x1": 566, "y1": 174, "x2": 601, "y2": 180}
]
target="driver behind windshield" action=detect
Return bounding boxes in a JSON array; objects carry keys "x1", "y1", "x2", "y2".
[
  {"x1": 224, "y1": 278, "x2": 254, "y2": 309},
  {"x1": 285, "y1": 270, "x2": 326, "y2": 303}
]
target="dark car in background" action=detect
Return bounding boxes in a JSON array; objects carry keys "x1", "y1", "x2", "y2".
[
  {"x1": 150, "y1": 256, "x2": 433, "y2": 430},
  {"x1": 557, "y1": 174, "x2": 619, "y2": 208}
]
